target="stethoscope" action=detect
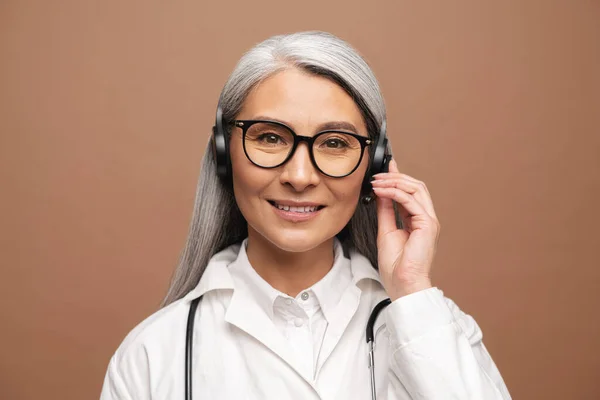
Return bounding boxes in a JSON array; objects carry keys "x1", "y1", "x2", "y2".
[{"x1": 184, "y1": 295, "x2": 392, "y2": 400}]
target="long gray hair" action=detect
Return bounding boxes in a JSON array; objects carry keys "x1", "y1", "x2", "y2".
[{"x1": 161, "y1": 31, "x2": 395, "y2": 307}]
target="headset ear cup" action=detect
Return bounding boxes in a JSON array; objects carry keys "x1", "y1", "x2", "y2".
[
  {"x1": 211, "y1": 126, "x2": 218, "y2": 162},
  {"x1": 382, "y1": 154, "x2": 391, "y2": 173},
  {"x1": 224, "y1": 142, "x2": 232, "y2": 182},
  {"x1": 360, "y1": 164, "x2": 375, "y2": 199},
  {"x1": 360, "y1": 120, "x2": 389, "y2": 201},
  {"x1": 213, "y1": 107, "x2": 232, "y2": 182}
]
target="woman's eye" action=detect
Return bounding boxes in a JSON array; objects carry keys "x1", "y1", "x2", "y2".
[
  {"x1": 324, "y1": 138, "x2": 348, "y2": 148},
  {"x1": 258, "y1": 133, "x2": 284, "y2": 144}
]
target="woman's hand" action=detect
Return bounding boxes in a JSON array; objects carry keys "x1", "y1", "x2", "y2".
[{"x1": 371, "y1": 159, "x2": 440, "y2": 301}]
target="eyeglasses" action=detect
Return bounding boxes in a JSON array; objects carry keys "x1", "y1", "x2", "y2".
[{"x1": 233, "y1": 119, "x2": 372, "y2": 178}]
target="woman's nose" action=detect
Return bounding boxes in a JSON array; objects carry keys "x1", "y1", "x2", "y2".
[{"x1": 279, "y1": 143, "x2": 320, "y2": 192}]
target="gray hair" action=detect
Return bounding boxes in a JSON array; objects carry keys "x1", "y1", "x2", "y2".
[{"x1": 161, "y1": 31, "x2": 396, "y2": 307}]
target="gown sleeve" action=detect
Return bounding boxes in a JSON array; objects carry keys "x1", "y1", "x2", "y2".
[{"x1": 383, "y1": 287, "x2": 512, "y2": 399}]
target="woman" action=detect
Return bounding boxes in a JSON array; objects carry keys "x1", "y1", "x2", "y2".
[{"x1": 100, "y1": 31, "x2": 511, "y2": 399}]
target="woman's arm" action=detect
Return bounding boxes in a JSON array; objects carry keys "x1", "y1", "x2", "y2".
[
  {"x1": 384, "y1": 287, "x2": 512, "y2": 400},
  {"x1": 372, "y1": 160, "x2": 510, "y2": 398},
  {"x1": 100, "y1": 355, "x2": 136, "y2": 400}
]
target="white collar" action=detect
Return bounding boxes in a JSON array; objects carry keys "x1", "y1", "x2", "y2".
[
  {"x1": 183, "y1": 239, "x2": 382, "y2": 305},
  {"x1": 227, "y1": 238, "x2": 353, "y2": 322}
]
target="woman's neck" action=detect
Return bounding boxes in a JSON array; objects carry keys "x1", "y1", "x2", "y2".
[{"x1": 245, "y1": 229, "x2": 335, "y2": 298}]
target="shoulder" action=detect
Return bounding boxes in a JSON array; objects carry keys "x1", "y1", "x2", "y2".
[
  {"x1": 109, "y1": 243, "x2": 243, "y2": 365},
  {"x1": 110, "y1": 297, "x2": 190, "y2": 369},
  {"x1": 100, "y1": 297, "x2": 192, "y2": 399}
]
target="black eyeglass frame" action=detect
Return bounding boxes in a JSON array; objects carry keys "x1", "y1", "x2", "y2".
[{"x1": 233, "y1": 119, "x2": 373, "y2": 178}]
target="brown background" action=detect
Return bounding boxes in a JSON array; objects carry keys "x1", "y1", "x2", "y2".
[{"x1": 1, "y1": 0, "x2": 599, "y2": 399}]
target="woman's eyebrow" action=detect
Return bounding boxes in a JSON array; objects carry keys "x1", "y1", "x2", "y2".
[
  {"x1": 249, "y1": 115, "x2": 359, "y2": 133},
  {"x1": 317, "y1": 121, "x2": 358, "y2": 133}
]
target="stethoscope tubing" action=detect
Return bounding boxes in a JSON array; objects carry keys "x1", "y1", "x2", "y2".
[
  {"x1": 366, "y1": 298, "x2": 392, "y2": 400},
  {"x1": 185, "y1": 295, "x2": 202, "y2": 400}
]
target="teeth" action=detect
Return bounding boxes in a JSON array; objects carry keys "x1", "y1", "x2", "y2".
[{"x1": 275, "y1": 203, "x2": 319, "y2": 213}]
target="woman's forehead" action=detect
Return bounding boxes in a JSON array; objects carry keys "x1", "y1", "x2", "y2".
[{"x1": 238, "y1": 68, "x2": 366, "y2": 133}]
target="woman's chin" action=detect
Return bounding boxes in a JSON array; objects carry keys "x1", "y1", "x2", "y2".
[{"x1": 252, "y1": 227, "x2": 334, "y2": 253}]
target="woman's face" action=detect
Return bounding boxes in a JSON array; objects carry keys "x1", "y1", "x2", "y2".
[{"x1": 229, "y1": 68, "x2": 370, "y2": 252}]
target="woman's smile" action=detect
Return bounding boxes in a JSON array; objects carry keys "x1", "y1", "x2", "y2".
[{"x1": 266, "y1": 199, "x2": 326, "y2": 223}]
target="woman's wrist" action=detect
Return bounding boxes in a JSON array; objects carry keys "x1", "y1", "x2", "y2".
[{"x1": 388, "y1": 279, "x2": 433, "y2": 301}]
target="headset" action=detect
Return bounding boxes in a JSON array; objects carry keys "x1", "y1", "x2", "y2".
[{"x1": 211, "y1": 106, "x2": 391, "y2": 204}]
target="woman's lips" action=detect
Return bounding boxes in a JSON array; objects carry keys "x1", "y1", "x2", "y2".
[{"x1": 267, "y1": 200, "x2": 325, "y2": 223}]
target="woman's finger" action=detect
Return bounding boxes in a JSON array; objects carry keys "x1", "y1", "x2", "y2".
[
  {"x1": 376, "y1": 160, "x2": 431, "y2": 193},
  {"x1": 375, "y1": 194, "x2": 398, "y2": 238},
  {"x1": 375, "y1": 171, "x2": 427, "y2": 188},
  {"x1": 374, "y1": 159, "x2": 438, "y2": 220},
  {"x1": 371, "y1": 178, "x2": 437, "y2": 219},
  {"x1": 372, "y1": 187, "x2": 429, "y2": 223}
]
